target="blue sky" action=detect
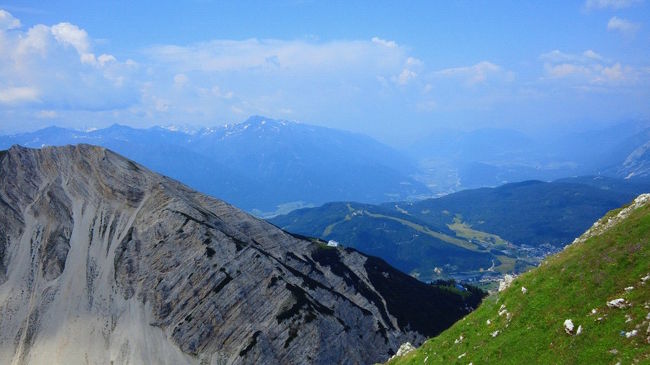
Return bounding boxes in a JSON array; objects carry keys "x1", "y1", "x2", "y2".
[{"x1": 0, "y1": 0, "x2": 649, "y2": 144}]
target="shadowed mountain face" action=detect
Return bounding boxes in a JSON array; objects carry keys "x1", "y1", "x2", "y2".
[
  {"x1": 270, "y1": 177, "x2": 648, "y2": 282},
  {"x1": 0, "y1": 145, "x2": 482, "y2": 365}
]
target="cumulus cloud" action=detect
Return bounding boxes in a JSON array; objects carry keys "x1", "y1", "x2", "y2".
[
  {"x1": 607, "y1": 16, "x2": 641, "y2": 35},
  {"x1": 51, "y1": 22, "x2": 90, "y2": 54},
  {"x1": 0, "y1": 9, "x2": 136, "y2": 112},
  {"x1": 585, "y1": 0, "x2": 643, "y2": 9},
  {"x1": 0, "y1": 9, "x2": 20, "y2": 30}
]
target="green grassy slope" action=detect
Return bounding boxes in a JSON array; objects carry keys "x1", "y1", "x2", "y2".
[{"x1": 388, "y1": 194, "x2": 650, "y2": 365}]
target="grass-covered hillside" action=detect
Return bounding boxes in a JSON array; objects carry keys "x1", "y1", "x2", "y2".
[{"x1": 388, "y1": 194, "x2": 650, "y2": 364}]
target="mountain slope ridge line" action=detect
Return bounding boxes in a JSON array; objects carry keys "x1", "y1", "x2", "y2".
[{"x1": 0, "y1": 144, "x2": 483, "y2": 365}]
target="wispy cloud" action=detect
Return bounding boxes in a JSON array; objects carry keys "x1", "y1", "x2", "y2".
[
  {"x1": 607, "y1": 16, "x2": 641, "y2": 36},
  {"x1": 585, "y1": 0, "x2": 643, "y2": 9},
  {"x1": 541, "y1": 49, "x2": 606, "y2": 63},
  {"x1": 434, "y1": 61, "x2": 514, "y2": 86},
  {"x1": 0, "y1": 86, "x2": 39, "y2": 104},
  {"x1": 146, "y1": 38, "x2": 408, "y2": 73},
  {"x1": 540, "y1": 49, "x2": 641, "y2": 86},
  {"x1": 140, "y1": 36, "x2": 419, "y2": 121},
  {"x1": 36, "y1": 110, "x2": 57, "y2": 118}
]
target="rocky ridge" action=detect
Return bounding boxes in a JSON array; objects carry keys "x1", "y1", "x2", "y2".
[{"x1": 0, "y1": 145, "x2": 480, "y2": 365}]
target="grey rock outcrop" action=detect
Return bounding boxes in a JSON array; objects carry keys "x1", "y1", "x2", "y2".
[
  {"x1": 0, "y1": 145, "x2": 477, "y2": 365},
  {"x1": 619, "y1": 140, "x2": 650, "y2": 179}
]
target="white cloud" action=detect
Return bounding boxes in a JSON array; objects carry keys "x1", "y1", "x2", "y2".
[
  {"x1": 540, "y1": 50, "x2": 573, "y2": 62},
  {"x1": 198, "y1": 85, "x2": 233, "y2": 99},
  {"x1": 173, "y1": 73, "x2": 189, "y2": 87},
  {"x1": 0, "y1": 9, "x2": 528, "y2": 128},
  {"x1": 395, "y1": 69, "x2": 417, "y2": 85},
  {"x1": 546, "y1": 63, "x2": 587, "y2": 78},
  {"x1": 0, "y1": 8, "x2": 646, "y2": 136},
  {"x1": 36, "y1": 110, "x2": 57, "y2": 118},
  {"x1": 541, "y1": 49, "x2": 607, "y2": 63},
  {"x1": 0, "y1": 9, "x2": 20, "y2": 30},
  {"x1": 0, "y1": 86, "x2": 39, "y2": 104},
  {"x1": 139, "y1": 37, "x2": 415, "y2": 120},
  {"x1": 391, "y1": 57, "x2": 423, "y2": 86},
  {"x1": 98, "y1": 54, "x2": 116, "y2": 66},
  {"x1": 417, "y1": 99, "x2": 437, "y2": 112},
  {"x1": 583, "y1": 50, "x2": 603, "y2": 61},
  {"x1": 601, "y1": 63, "x2": 626, "y2": 81},
  {"x1": 541, "y1": 49, "x2": 639, "y2": 85},
  {"x1": 435, "y1": 61, "x2": 511, "y2": 86},
  {"x1": 49, "y1": 22, "x2": 121, "y2": 66},
  {"x1": 51, "y1": 22, "x2": 90, "y2": 54},
  {"x1": 147, "y1": 38, "x2": 407, "y2": 74},
  {"x1": 0, "y1": 10, "x2": 135, "y2": 111},
  {"x1": 371, "y1": 37, "x2": 397, "y2": 48},
  {"x1": 607, "y1": 16, "x2": 641, "y2": 35},
  {"x1": 585, "y1": 0, "x2": 643, "y2": 9},
  {"x1": 539, "y1": 49, "x2": 608, "y2": 64},
  {"x1": 406, "y1": 57, "x2": 423, "y2": 67},
  {"x1": 14, "y1": 24, "x2": 51, "y2": 56}
]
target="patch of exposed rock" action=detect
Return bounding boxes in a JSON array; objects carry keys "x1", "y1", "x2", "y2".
[
  {"x1": 498, "y1": 274, "x2": 515, "y2": 292},
  {"x1": 387, "y1": 342, "x2": 416, "y2": 361},
  {"x1": 572, "y1": 194, "x2": 650, "y2": 245},
  {"x1": 0, "y1": 145, "x2": 480, "y2": 365}
]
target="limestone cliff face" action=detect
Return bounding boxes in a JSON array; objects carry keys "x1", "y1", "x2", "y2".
[
  {"x1": 0, "y1": 145, "x2": 477, "y2": 365},
  {"x1": 619, "y1": 140, "x2": 650, "y2": 179}
]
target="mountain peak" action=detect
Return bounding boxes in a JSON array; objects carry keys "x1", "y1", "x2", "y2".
[
  {"x1": 242, "y1": 115, "x2": 295, "y2": 127},
  {"x1": 0, "y1": 144, "x2": 480, "y2": 364}
]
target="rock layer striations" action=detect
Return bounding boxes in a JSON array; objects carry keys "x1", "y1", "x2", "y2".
[{"x1": 0, "y1": 145, "x2": 478, "y2": 365}]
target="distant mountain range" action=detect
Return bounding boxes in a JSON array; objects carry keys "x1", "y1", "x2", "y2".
[
  {"x1": 0, "y1": 116, "x2": 429, "y2": 215},
  {"x1": 270, "y1": 176, "x2": 649, "y2": 282},
  {"x1": 2, "y1": 116, "x2": 649, "y2": 219}
]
